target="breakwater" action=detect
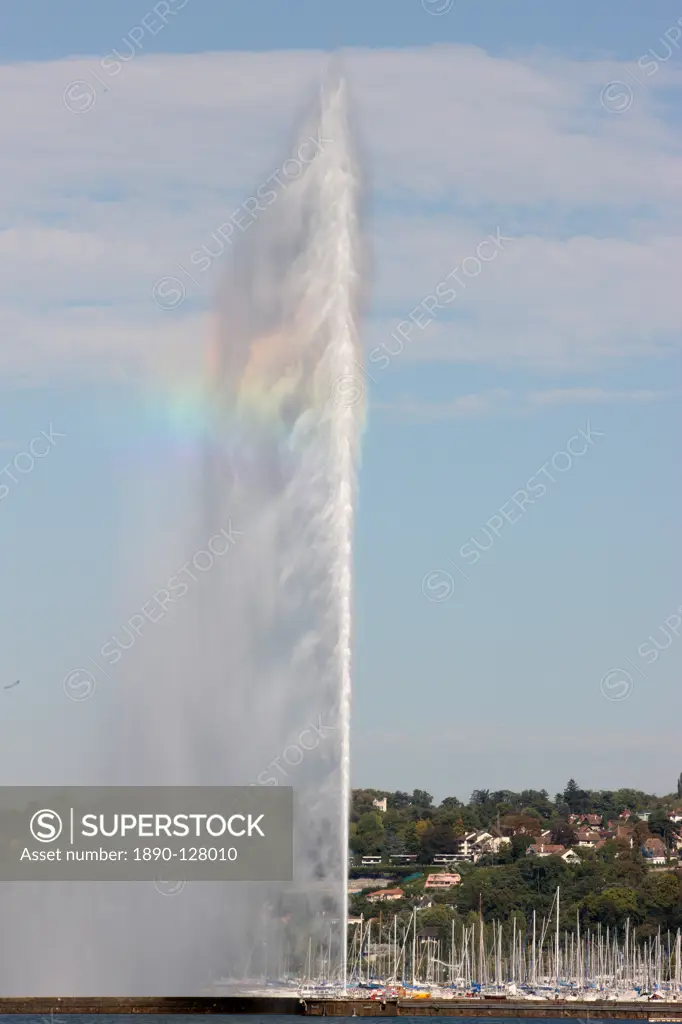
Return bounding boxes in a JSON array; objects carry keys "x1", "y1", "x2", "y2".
[{"x1": 0, "y1": 997, "x2": 681, "y2": 1016}]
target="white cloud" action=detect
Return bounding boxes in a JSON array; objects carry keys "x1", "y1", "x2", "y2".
[
  {"x1": 0, "y1": 44, "x2": 681, "y2": 382},
  {"x1": 366, "y1": 228, "x2": 682, "y2": 371}
]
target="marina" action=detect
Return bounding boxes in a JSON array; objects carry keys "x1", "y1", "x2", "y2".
[{"x1": 340, "y1": 886, "x2": 682, "y2": 1003}]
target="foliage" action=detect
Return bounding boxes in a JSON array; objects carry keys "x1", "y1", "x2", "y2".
[{"x1": 348, "y1": 778, "x2": 682, "y2": 936}]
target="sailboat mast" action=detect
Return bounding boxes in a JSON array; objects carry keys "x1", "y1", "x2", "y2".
[
  {"x1": 411, "y1": 908, "x2": 417, "y2": 987},
  {"x1": 556, "y1": 886, "x2": 560, "y2": 990},
  {"x1": 478, "y1": 896, "x2": 484, "y2": 987}
]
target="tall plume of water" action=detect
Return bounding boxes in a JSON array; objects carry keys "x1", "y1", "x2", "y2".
[
  {"x1": 0, "y1": 75, "x2": 364, "y2": 995},
  {"x1": 184, "y1": 70, "x2": 365, "y2": 989}
]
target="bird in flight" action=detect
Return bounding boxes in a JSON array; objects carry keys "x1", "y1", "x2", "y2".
[{"x1": 4, "y1": 680, "x2": 19, "y2": 689}]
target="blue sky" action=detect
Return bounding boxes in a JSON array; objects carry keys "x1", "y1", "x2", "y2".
[
  {"x1": 1, "y1": 0, "x2": 681, "y2": 801},
  {"x1": 2, "y1": 0, "x2": 681, "y2": 59}
]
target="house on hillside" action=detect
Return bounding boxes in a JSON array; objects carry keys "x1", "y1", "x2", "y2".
[
  {"x1": 424, "y1": 873, "x2": 461, "y2": 890},
  {"x1": 372, "y1": 797, "x2": 387, "y2": 813},
  {"x1": 641, "y1": 837, "x2": 667, "y2": 866},
  {"x1": 475, "y1": 831, "x2": 511, "y2": 855},
  {"x1": 527, "y1": 843, "x2": 566, "y2": 858},
  {"x1": 507, "y1": 823, "x2": 536, "y2": 836},
  {"x1": 583, "y1": 814, "x2": 603, "y2": 827},
  {"x1": 575, "y1": 828, "x2": 601, "y2": 847},
  {"x1": 366, "y1": 888, "x2": 404, "y2": 903},
  {"x1": 526, "y1": 843, "x2": 581, "y2": 864},
  {"x1": 571, "y1": 814, "x2": 602, "y2": 827}
]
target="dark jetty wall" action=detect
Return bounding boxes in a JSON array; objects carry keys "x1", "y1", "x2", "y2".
[{"x1": 0, "y1": 997, "x2": 679, "y2": 1016}]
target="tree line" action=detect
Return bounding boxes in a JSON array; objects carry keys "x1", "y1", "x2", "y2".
[{"x1": 350, "y1": 781, "x2": 681, "y2": 860}]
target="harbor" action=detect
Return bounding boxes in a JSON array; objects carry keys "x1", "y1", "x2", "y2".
[{"x1": 341, "y1": 884, "x2": 682, "y2": 1002}]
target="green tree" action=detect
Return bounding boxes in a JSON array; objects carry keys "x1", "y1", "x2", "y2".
[
  {"x1": 642, "y1": 872, "x2": 680, "y2": 912},
  {"x1": 563, "y1": 779, "x2": 590, "y2": 814},
  {"x1": 421, "y1": 822, "x2": 457, "y2": 860},
  {"x1": 584, "y1": 887, "x2": 640, "y2": 927},
  {"x1": 551, "y1": 821, "x2": 577, "y2": 847},
  {"x1": 419, "y1": 904, "x2": 455, "y2": 939},
  {"x1": 632, "y1": 820, "x2": 650, "y2": 847},
  {"x1": 402, "y1": 821, "x2": 421, "y2": 855},
  {"x1": 511, "y1": 835, "x2": 534, "y2": 860},
  {"x1": 587, "y1": 790, "x2": 616, "y2": 822},
  {"x1": 351, "y1": 789, "x2": 383, "y2": 822},
  {"x1": 520, "y1": 789, "x2": 554, "y2": 819},
  {"x1": 388, "y1": 791, "x2": 411, "y2": 810},
  {"x1": 353, "y1": 811, "x2": 385, "y2": 856},
  {"x1": 612, "y1": 789, "x2": 649, "y2": 814},
  {"x1": 648, "y1": 808, "x2": 676, "y2": 845}
]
